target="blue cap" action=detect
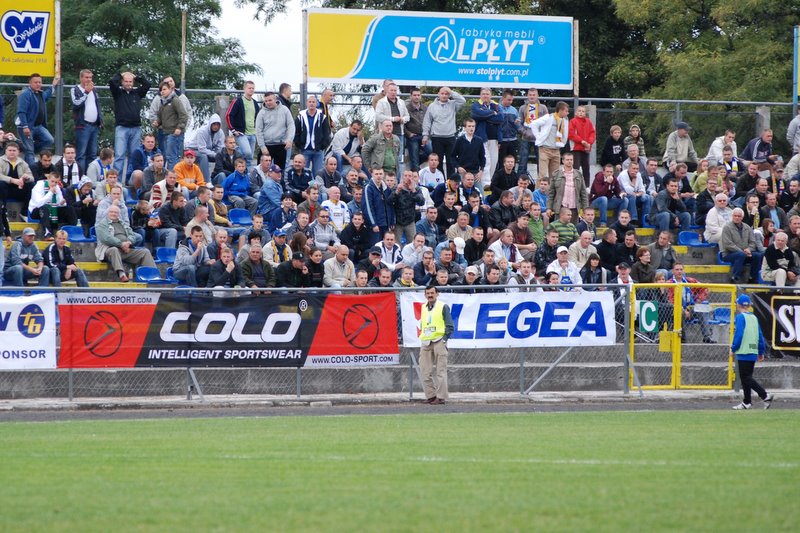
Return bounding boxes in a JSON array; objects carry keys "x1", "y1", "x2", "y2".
[
  {"x1": 273, "y1": 229, "x2": 287, "y2": 237},
  {"x1": 736, "y1": 295, "x2": 752, "y2": 307}
]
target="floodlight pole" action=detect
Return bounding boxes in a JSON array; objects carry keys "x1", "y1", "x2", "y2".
[
  {"x1": 54, "y1": 0, "x2": 63, "y2": 155},
  {"x1": 180, "y1": 8, "x2": 187, "y2": 92},
  {"x1": 300, "y1": 9, "x2": 308, "y2": 110},
  {"x1": 793, "y1": 26, "x2": 798, "y2": 117},
  {"x1": 572, "y1": 20, "x2": 579, "y2": 111}
]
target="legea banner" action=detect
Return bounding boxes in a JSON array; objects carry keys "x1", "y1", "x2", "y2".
[
  {"x1": 0, "y1": 293, "x2": 57, "y2": 369},
  {"x1": 305, "y1": 8, "x2": 574, "y2": 89},
  {"x1": 400, "y1": 291, "x2": 615, "y2": 348},
  {"x1": 0, "y1": 0, "x2": 56, "y2": 76}
]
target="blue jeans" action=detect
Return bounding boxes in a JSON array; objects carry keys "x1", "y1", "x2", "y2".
[
  {"x1": 74, "y1": 124, "x2": 99, "y2": 171},
  {"x1": 3, "y1": 265, "x2": 51, "y2": 287},
  {"x1": 590, "y1": 196, "x2": 628, "y2": 225},
  {"x1": 195, "y1": 153, "x2": 214, "y2": 182},
  {"x1": 406, "y1": 134, "x2": 432, "y2": 171},
  {"x1": 303, "y1": 149, "x2": 324, "y2": 177},
  {"x1": 517, "y1": 140, "x2": 537, "y2": 175},
  {"x1": 17, "y1": 125, "x2": 54, "y2": 167},
  {"x1": 114, "y1": 126, "x2": 142, "y2": 181},
  {"x1": 627, "y1": 194, "x2": 653, "y2": 224},
  {"x1": 722, "y1": 250, "x2": 764, "y2": 282},
  {"x1": 235, "y1": 134, "x2": 256, "y2": 169},
  {"x1": 653, "y1": 211, "x2": 691, "y2": 232},
  {"x1": 163, "y1": 132, "x2": 184, "y2": 171},
  {"x1": 51, "y1": 267, "x2": 89, "y2": 287},
  {"x1": 155, "y1": 228, "x2": 178, "y2": 249}
]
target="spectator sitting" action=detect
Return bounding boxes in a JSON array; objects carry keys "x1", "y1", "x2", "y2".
[
  {"x1": 580, "y1": 252, "x2": 611, "y2": 288},
  {"x1": 275, "y1": 251, "x2": 312, "y2": 288},
  {"x1": 631, "y1": 247, "x2": 656, "y2": 283},
  {"x1": 44, "y1": 229, "x2": 89, "y2": 287},
  {"x1": 95, "y1": 204, "x2": 156, "y2": 282},
  {"x1": 596, "y1": 228, "x2": 620, "y2": 272},
  {"x1": 703, "y1": 193, "x2": 733, "y2": 244},
  {"x1": 323, "y1": 245, "x2": 356, "y2": 288},
  {"x1": 549, "y1": 207, "x2": 579, "y2": 247},
  {"x1": 615, "y1": 230, "x2": 639, "y2": 266},
  {"x1": 3, "y1": 227, "x2": 52, "y2": 286},
  {"x1": 174, "y1": 150, "x2": 205, "y2": 196},
  {"x1": 720, "y1": 207, "x2": 764, "y2": 284},
  {"x1": 222, "y1": 157, "x2": 258, "y2": 214},
  {"x1": 29, "y1": 172, "x2": 76, "y2": 240},
  {"x1": 263, "y1": 229, "x2": 291, "y2": 267},
  {"x1": 208, "y1": 246, "x2": 245, "y2": 290},
  {"x1": 546, "y1": 245, "x2": 582, "y2": 290},
  {"x1": 173, "y1": 225, "x2": 213, "y2": 287},
  {"x1": 668, "y1": 263, "x2": 713, "y2": 343},
  {"x1": 238, "y1": 242, "x2": 276, "y2": 294},
  {"x1": 568, "y1": 231, "x2": 597, "y2": 269},
  {"x1": 506, "y1": 259, "x2": 542, "y2": 292},
  {"x1": 761, "y1": 231, "x2": 800, "y2": 287},
  {"x1": 413, "y1": 249, "x2": 437, "y2": 286},
  {"x1": 647, "y1": 230, "x2": 679, "y2": 277}
]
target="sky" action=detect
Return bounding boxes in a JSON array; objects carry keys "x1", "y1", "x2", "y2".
[{"x1": 217, "y1": 0, "x2": 306, "y2": 92}]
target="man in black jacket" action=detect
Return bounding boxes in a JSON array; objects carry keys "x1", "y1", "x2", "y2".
[
  {"x1": 275, "y1": 252, "x2": 312, "y2": 288},
  {"x1": 388, "y1": 170, "x2": 424, "y2": 244},
  {"x1": 44, "y1": 229, "x2": 89, "y2": 287},
  {"x1": 109, "y1": 71, "x2": 150, "y2": 177},
  {"x1": 157, "y1": 191, "x2": 190, "y2": 233}
]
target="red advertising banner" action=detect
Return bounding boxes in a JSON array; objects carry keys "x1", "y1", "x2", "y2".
[{"x1": 58, "y1": 292, "x2": 399, "y2": 368}]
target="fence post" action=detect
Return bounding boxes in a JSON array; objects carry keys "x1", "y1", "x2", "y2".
[
  {"x1": 519, "y1": 349, "x2": 525, "y2": 395},
  {"x1": 755, "y1": 106, "x2": 771, "y2": 137},
  {"x1": 55, "y1": 83, "x2": 64, "y2": 155},
  {"x1": 674, "y1": 102, "x2": 682, "y2": 124},
  {"x1": 296, "y1": 366, "x2": 301, "y2": 398},
  {"x1": 623, "y1": 288, "x2": 631, "y2": 394}
]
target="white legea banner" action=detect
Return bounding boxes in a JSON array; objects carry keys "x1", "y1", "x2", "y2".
[
  {"x1": 0, "y1": 294, "x2": 57, "y2": 369},
  {"x1": 400, "y1": 291, "x2": 617, "y2": 348}
]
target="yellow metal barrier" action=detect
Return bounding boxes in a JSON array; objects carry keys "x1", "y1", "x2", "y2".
[{"x1": 629, "y1": 283, "x2": 736, "y2": 390}]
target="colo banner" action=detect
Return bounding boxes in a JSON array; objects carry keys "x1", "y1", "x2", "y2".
[
  {"x1": 58, "y1": 292, "x2": 399, "y2": 368},
  {"x1": 751, "y1": 291, "x2": 800, "y2": 359},
  {"x1": 305, "y1": 8, "x2": 574, "y2": 89},
  {"x1": 0, "y1": 0, "x2": 56, "y2": 76},
  {"x1": 400, "y1": 291, "x2": 615, "y2": 348},
  {"x1": 0, "y1": 293, "x2": 57, "y2": 369}
]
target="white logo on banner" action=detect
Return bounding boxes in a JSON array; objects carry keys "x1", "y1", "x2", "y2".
[{"x1": 0, "y1": 294, "x2": 57, "y2": 368}]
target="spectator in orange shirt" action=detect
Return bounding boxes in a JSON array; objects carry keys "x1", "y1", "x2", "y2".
[{"x1": 173, "y1": 149, "x2": 205, "y2": 195}]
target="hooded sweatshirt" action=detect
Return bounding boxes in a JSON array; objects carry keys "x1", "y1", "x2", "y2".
[{"x1": 187, "y1": 113, "x2": 225, "y2": 157}]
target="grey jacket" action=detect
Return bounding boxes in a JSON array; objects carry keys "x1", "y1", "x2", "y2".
[
  {"x1": 0, "y1": 156, "x2": 33, "y2": 184},
  {"x1": 361, "y1": 133, "x2": 400, "y2": 171},
  {"x1": 255, "y1": 105, "x2": 295, "y2": 147},
  {"x1": 95, "y1": 218, "x2": 137, "y2": 261},
  {"x1": 174, "y1": 239, "x2": 210, "y2": 270},
  {"x1": 422, "y1": 92, "x2": 466, "y2": 138},
  {"x1": 5, "y1": 240, "x2": 42, "y2": 269},
  {"x1": 186, "y1": 113, "x2": 225, "y2": 157},
  {"x1": 720, "y1": 221, "x2": 757, "y2": 254}
]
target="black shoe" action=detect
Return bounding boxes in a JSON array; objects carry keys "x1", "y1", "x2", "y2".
[
  {"x1": 424, "y1": 397, "x2": 437, "y2": 404},
  {"x1": 430, "y1": 398, "x2": 446, "y2": 405},
  {"x1": 703, "y1": 337, "x2": 715, "y2": 344}
]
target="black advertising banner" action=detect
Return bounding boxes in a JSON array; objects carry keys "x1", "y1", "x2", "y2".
[
  {"x1": 59, "y1": 293, "x2": 399, "y2": 368},
  {"x1": 751, "y1": 291, "x2": 800, "y2": 359}
]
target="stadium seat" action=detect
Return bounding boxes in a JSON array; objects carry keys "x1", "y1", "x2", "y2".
[
  {"x1": 165, "y1": 267, "x2": 179, "y2": 283},
  {"x1": 155, "y1": 247, "x2": 177, "y2": 264},
  {"x1": 228, "y1": 208, "x2": 252, "y2": 226},
  {"x1": 61, "y1": 225, "x2": 96, "y2": 243},
  {"x1": 27, "y1": 210, "x2": 40, "y2": 223},
  {"x1": 677, "y1": 231, "x2": 714, "y2": 248},
  {"x1": 135, "y1": 266, "x2": 172, "y2": 285},
  {"x1": 708, "y1": 307, "x2": 731, "y2": 325},
  {"x1": 717, "y1": 252, "x2": 733, "y2": 265}
]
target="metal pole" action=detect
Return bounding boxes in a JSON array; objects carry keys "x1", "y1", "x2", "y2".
[
  {"x1": 793, "y1": 26, "x2": 799, "y2": 117},
  {"x1": 296, "y1": 366, "x2": 301, "y2": 398},
  {"x1": 407, "y1": 348, "x2": 414, "y2": 401},
  {"x1": 301, "y1": 9, "x2": 309, "y2": 109},
  {"x1": 624, "y1": 288, "x2": 631, "y2": 395},
  {"x1": 519, "y1": 349, "x2": 525, "y2": 396},
  {"x1": 180, "y1": 9, "x2": 187, "y2": 93},
  {"x1": 54, "y1": 0, "x2": 63, "y2": 154},
  {"x1": 572, "y1": 19, "x2": 579, "y2": 110}
]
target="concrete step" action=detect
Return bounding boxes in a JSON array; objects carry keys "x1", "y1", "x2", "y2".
[{"x1": 1, "y1": 359, "x2": 798, "y2": 398}]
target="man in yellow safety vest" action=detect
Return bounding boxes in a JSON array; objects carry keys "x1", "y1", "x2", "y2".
[{"x1": 419, "y1": 285, "x2": 454, "y2": 405}]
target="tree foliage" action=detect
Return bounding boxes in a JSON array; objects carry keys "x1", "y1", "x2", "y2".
[{"x1": 60, "y1": 0, "x2": 260, "y2": 88}]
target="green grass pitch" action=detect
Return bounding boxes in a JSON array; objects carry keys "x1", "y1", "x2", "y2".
[{"x1": 1, "y1": 410, "x2": 797, "y2": 532}]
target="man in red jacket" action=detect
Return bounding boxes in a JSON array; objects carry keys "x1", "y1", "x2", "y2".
[{"x1": 568, "y1": 106, "x2": 596, "y2": 187}]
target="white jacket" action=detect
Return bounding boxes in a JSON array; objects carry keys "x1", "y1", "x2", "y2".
[
  {"x1": 703, "y1": 206, "x2": 733, "y2": 244},
  {"x1": 29, "y1": 180, "x2": 66, "y2": 210},
  {"x1": 374, "y1": 96, "x2": 410, "y2": 134},
  {"x1": 705, "y1": 135, "x2": 738, "y2": 164}
]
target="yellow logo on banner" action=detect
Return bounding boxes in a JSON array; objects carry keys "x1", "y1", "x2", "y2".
[
  {"x1": 307, "y1": 12, "x2": 374, "y2": 79},
  {"x1": 0, "y1": 0, "x2": 56, "y2": 77}
]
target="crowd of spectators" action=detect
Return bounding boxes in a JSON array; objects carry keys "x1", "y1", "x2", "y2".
[{"x1": 2, "y1": 71, "x2": 800, "y2": 291}]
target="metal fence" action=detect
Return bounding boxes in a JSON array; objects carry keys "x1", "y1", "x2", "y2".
[
  {"x1": 0, "y1": 82, "x2": 794, "y2": 160},
  {"x1": 0, "y1": 283, "x2": 760, "y2": 401}
]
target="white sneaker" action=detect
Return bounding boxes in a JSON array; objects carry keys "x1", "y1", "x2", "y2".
[
  {"x1": 732, "y1": 402, "x2": 751, "y2": 410},
  {"x1": 763, "y1": 393, "x2": 773, "y2": 410}
]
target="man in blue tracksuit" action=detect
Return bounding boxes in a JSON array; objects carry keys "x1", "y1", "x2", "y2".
[
  {"x1": 731, "y1": 294, "x2": 773, "y2": 410},
  {"x1": 15, "y1": 73, "x2": 60, "y2": 167}
]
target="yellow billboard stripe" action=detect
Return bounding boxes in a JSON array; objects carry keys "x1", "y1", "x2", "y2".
[{"x1": 308, "y1": 13, "x2": 375, "y2": 79}]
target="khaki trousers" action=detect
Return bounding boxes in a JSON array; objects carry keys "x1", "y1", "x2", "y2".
[
  {"x1": 419, "y1": 338, "x2": 448, "y2": 400},
  {"x1": 105, "y1": 247, "x2": 156, "y2": 274},
  {"x1": 537, "y1": 146, "x2": 562, "y2": 180}
]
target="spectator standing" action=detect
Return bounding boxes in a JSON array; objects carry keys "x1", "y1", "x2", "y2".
[
  {"x1": 225, "y1": 80, "x2": 260, "y2": 169},
  {"x1": 15, "y1": 73, "x2": 60, "y2": 167},
  {"x1": 422, "y1": 87, "x2": 466, "y2": 179},
  {"x1": 731, "y1": 295, "x2": 773, "y2": 410},
  {"x1": 71, "y1": 69, "x2": 103, "y2": 170},
  {"x1": 109, "y1": 71, "x2": 150, "y2": 178},
  {"x1": 568, "y1": 105, "x2": 596, "y2": 186}
]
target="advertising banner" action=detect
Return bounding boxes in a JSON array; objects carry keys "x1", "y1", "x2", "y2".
[
  {"x1": 58, "y1": 292, "x2": 399, "y2": 368},
  {"x1": 0, "y1": 293, "x2": 57, "y2": 369},
  {"x1": 0, "y1": 0, "x2": 56, "y2": 76},
  {"x1": 399, "y1": 291, "x2": 615, "y2": 348},
  {"x1": 751, "y1": 291, "x2": 800, "y2": 359},
  {"x1": 306, "y1": 8, "x2": 574, "y2": 89}
]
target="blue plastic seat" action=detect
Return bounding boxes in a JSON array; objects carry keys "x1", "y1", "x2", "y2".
[
  {"x1": 708, "y1": 307, "x2": 731, "y2": 325},
  {"x1": 135, "y1": 266, "x2": 172, "y2": 284},
  {"x1": 228, "y1": 208, "x2": 253, "y2": 226},
  {"x1": 677, "y1": 231, "x2": 714, "y2": 248},
  {"x1": 155, "y1": 247, "x2": 177, "y2": 264},
  {"x1": 61, "y1": 225, "x2": 96, "y2": 243},
  {"x1": 717, "y1": 252, "x2": 733, "y2": 265},
  {"x1": 165, "y1": 267, "x2": 179, "y2": 283}
]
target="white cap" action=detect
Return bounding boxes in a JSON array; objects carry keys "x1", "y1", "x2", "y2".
[{"x1": 453, "y1": 237, "x2": 466, "y2": 254}]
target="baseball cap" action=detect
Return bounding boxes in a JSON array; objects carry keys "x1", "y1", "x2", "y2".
[
  {"x1": 368, "y1": 246, "x2": 382, "y2": 255},
  {"x1": 617, "y1": 262, "x2": 631, "y2": 270},
  {"x1": 269, "y1": 163, "x2": 282, "y2": 173},
  {"x1": 736, "y1": 294, "x2": 752, "y2": 307},
  {"x1": 453, "y1": 237, "x2": 466, "y2": 254},
  {"x1": 448, "y1": 173, "x2": 461, "y2": 182},
  {"x1": 183, "y1": 149, "x2": 196, "y2": 157},
  {"x1": 675, "y1": 121, "x2": 691, "y2": 131},
  {"x1": 465, "y1": 265, "x2": 479, "y2": 276},
  {"x1": 292, "y1": 252, "x2": 305, "y2": 261},
  {"x1": 22, "y1": 227, "x2": 36, "y2": 237},
  {"x1": 273, "y1": 229, "x2": 287, "y2": 237},
  {"x1": 557, "y1": 245, "x2": 569, "y2": 254}
]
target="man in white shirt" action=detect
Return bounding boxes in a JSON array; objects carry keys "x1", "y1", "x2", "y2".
[{"x1": 320, "y1": 185, "x2": 350, "y2": 232}]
